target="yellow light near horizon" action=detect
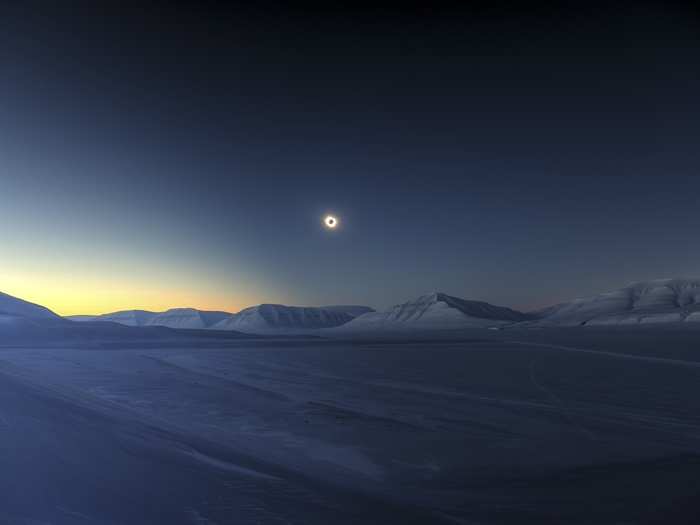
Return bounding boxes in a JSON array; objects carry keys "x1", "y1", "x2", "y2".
[{"x1": 0, "y1": 273, "x2": 259, "y2": 317}]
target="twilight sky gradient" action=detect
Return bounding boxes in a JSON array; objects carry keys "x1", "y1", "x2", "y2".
[{"x1": 1, "y1": 3, "x2": 699, "y2": 315}]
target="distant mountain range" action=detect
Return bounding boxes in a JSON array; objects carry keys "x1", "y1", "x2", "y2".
[
  {"x1": 68, "y1": 308, "x2": 231, "y2": 329},
  {"x1": 0, "y1": 293, "x2": 256, "y2": 345},
  {"x1": 6, "y1": 277, "x2": 700, "y2": 337},
  {"x1": 68, "y1": 304, "x2": 374, "y2": 334}
]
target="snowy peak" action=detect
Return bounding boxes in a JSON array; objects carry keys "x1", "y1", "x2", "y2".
[
  {"x1": 0, "y1": 291, "x2": 61, "y2": 320},
  {"x1": 212, "y1": 304, "x2": 362, "y2": 334}
]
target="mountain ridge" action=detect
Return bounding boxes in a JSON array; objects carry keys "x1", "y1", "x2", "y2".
[
  {"x1": 11, "y1": 277, "x2": 700, "y2": 334},
  {"x1": 329, "y1": 291, "x2": 530, "y2": 333},
  {"x1": 531, "y1": 278, "x2": 700, "y2": 326},
  {"x1": 68, "y1": 308, "x2": 231, "y2": 329},
  {"x1": 212, "y1": 304, "x2": 365, "y2": 334}
]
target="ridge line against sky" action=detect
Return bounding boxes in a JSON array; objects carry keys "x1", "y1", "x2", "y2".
[{"x1": 5, "y1": 277, "x2": 700, "y2": 318}]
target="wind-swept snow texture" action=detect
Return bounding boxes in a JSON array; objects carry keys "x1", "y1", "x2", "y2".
[{"x1": 3, "y1": 328, "x2": 700, "y2": 523}]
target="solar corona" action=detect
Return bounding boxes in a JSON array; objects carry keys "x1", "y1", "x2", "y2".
[{"x1": 324, "y1": 215, "x2": 339, "y2": 229}]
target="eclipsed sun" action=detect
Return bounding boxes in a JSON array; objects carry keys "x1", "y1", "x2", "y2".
[{"x1": 324, "y1": 215, "x2": 339, "y2": 229}]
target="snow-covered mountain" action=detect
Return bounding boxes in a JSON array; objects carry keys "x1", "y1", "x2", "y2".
[
  {"x1": 68, "y1": 308, "x2": 231, "y2": 329},
  {"x1": 212, "y1": 304, "x2": 364, "y2": 334},
  {"x1": 0, "y1": 291, "x2": 259, "y2": 345},
  {"x1": 0, "y1": 291, "x2": 61, "y2": 322},
  {"x1": 531, "y1": 278, "x2": 700, "y2": 326},
  {"x1": 22, "y1": 277, "x2": 700, "y2": 338},
  {"x1": 329, "y1": 292, "x2": 529, "y2": 333}
]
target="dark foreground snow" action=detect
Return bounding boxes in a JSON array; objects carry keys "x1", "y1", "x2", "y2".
[{"x1": 1, "y1": 327, "x2": 700, "y2": 523}]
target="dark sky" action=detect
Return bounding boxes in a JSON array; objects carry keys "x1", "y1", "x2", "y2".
[{"x1": 1, "y1": 2, "x2": 699, "y2": 314}]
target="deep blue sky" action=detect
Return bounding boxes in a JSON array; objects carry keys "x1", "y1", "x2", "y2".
[{"x1": 1, "y1": 2, "x2": 699, "y2": 314}]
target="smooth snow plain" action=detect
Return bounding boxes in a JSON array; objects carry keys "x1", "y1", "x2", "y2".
[{"x1": 1, "y1": 327, "x2": 700, "y2": 524}]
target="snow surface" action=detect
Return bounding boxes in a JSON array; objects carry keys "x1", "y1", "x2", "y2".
[
  {"x1": 2, "y1": 328, "x2": 700, "y2": 523},
  {"x1": 328, "y1": 292, "x2": 529, "y2": 333},
  {"x1": 212, "y1": 304, "x2": 360, "y2": 334}
]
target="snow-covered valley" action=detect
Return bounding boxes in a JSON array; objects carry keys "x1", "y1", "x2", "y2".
[{"x1": 2, "y1": 326, "x2": 700, "y2": 523}]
